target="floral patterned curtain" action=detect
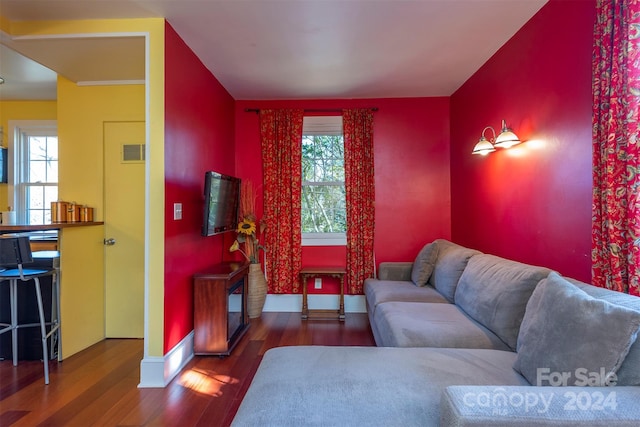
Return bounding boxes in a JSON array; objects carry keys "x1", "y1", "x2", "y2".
[
  {"x1": 592, "y1": 0, "x2": 640, "y2": 296},
  {"x1": 260, "y1": 109, "x2": 304, "y2": 293},
  {"x1": 343, "y1": 109, "x2": 375, "y2": 294}
]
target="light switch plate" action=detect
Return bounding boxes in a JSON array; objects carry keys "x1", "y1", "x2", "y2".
[{"x1": 174, "y1": 203, "x2": 182, "y2": 220}]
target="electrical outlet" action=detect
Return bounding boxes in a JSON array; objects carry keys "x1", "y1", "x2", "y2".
[
  {"x1": 314, "y1": 277, "x2": 322, "y2": 289},
  {"x1": 174, "y1": 203, "x2": 182, "y2": 220}
]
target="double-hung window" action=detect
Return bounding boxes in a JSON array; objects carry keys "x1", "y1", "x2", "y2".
[
  {"x1": 9, "y1": 121, "x2": 58, "y2": 224},
  {"x1": 301, "y1": 116, "x2": 346, "y2": 246}
]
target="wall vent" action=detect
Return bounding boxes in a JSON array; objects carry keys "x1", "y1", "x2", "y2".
[{"x1": 122, "y1": 144, "x2": 145, "y2": 162}]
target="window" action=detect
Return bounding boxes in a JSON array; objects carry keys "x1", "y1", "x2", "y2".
[
  {"x1": 301, "y1": 116, "x2": 346, "y2": 246},
  {"x1": 9, "y1": 121, "x2": 58, "y2": 224}
]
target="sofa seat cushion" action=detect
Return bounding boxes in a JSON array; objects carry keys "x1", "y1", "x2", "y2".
[
  {"x1": 372, "y1": 301, "x2": 511, "y2": 350},
  {"x1": 454, "y1": 254, "x2": 551, "y2": 351},
  {"x1": 364, "y1": 278, "x2": 449, "y2": 314},
  {"x1": 441, "y1": 385, "x2": 640, "y2": 426},
  {"x1": 232, "y1": 346, "x2": 528, "y2": 427}
]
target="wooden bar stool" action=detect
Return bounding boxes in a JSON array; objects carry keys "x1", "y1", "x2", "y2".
[{"x1": 0, "y1": 236, "x2": 59, "y2": 384}]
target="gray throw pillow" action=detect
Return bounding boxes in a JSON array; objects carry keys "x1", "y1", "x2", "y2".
[
  {"x1": 428, "y1": 240, "x2": 480, "y2": 302},
  {"x1": 565, "y1": 276, "x2": 640, "y2": 386},
  {"x1": 410, "y1": 242, "x2": 438, "y2": 286},
  {"x1": 514, "y1": 272, "x2": 640, "y2": 386}
]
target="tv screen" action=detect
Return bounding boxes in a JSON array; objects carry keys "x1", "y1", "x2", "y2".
[
  {"x1": 0, "y1": 148, "x2": 7, "y2": 184},
  {"x1": 201, "y1": 171, "x2": 241, "y2": 236}
]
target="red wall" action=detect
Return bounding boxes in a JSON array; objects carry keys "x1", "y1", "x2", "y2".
[
  {"x1": 164, "y1": 23, "x2": 236, "y2": 353},
  {"x1": 234, "y1": 98, "x2": 451, "y2": 293},
  {"x1": 450, "y1": 0, "x2": 595, "y2": 282},
  {"x1": 159, "y1": 0, "x2": 597, "y2": 353}
]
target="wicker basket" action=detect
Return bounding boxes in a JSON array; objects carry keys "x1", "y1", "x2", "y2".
[{"x1": 248, "y1": 263, "x2": 267, "y2": 318}]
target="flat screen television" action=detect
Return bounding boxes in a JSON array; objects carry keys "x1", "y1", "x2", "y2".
[
  {"x1": 0, "y1": 148, "x2": 7, "y2": 184},
  {"x1": 201, "y1": 171, "x2": 241, "y2": 236}
]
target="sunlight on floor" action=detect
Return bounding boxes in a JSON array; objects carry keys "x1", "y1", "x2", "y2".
[{"x1": 177, "y1": 368, "x2": 239, "y2": 396}]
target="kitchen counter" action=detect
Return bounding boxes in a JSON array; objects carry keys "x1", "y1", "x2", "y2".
[{"x1": 0, "y1": 222, "x2": 104, "y2": 234}]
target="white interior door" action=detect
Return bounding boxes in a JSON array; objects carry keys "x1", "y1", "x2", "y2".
[{"x1": 104, "y1": 121, "x2": 145, "y2": 338}]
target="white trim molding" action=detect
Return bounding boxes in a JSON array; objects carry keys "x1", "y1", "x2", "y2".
[
  {"x1": 139, "y1": 330, "x2": 194, "y2": 388},
  {"x1": 301, "y1": 232, "x2": 347, "y2": 246},
  {"x1": 9, "y1": 32, "x2": 149, "y2": 41},
  {"x1": 77, "y1": 80, "x2": 146, "y2": 86}
]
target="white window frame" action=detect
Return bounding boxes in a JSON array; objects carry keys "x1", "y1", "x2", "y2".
[
  {"x1": 301, "y1": 116, "x2": 346, "y2": 246},
  {"x1": 8, "y1": 120, "x2": 58, "y2": 225}
]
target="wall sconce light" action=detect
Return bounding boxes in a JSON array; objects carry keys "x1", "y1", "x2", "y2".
[{"x1": 472, "y1": 119, "x2": 521, "y2": 155}]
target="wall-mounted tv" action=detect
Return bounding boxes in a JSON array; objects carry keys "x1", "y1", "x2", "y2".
[
  {"x1": 0, "y1": 148, "x2": 7, "y2": 184},
  {"x1": 201, "y1": 171, "x2": 241, "y2": 236}
]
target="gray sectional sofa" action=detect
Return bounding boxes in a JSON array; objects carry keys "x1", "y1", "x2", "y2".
[{"x1": 232, "y1": 239, "x2": 640, "y2": 426}]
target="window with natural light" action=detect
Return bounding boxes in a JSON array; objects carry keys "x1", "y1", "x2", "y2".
[
  {"x1": 10, "y1": 121, "x2": 58, "y2": 224},
  {"x1": 301, "y1": 116, "x2": 346, "y2": 246}
]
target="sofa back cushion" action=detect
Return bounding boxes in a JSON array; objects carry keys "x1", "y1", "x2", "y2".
[
  {"x1": 567, "y1": 277, "x2": 640, "y2": 386},
  {"x1": 514, "y1": 273, "x2": 640, "y2": 386},
  {"x1": 427, "y1": 239, "x2": 480, "y2": 302},
  {"x1": 454, "y1": 254, "x2": 550, "y2": 350}
]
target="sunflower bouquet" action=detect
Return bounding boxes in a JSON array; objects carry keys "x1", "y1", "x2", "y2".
[{"x1": 229, "y1": 181, "x2": 266, "y2": 264}]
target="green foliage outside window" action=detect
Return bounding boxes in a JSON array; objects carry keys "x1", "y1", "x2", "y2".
[{"x1": 301, "y1": 135, "x2": 346, "y2": 233}]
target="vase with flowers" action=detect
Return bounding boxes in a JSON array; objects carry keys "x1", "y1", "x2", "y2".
[{"x1": 229, "y1": 181, "x2": 267, "y2": 318}]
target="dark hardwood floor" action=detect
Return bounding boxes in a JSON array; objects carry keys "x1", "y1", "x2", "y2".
[{"x1": 0, "y1": 312, "x2": 375, "y2": 426}]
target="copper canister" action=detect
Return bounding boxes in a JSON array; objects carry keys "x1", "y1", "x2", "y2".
[
  {"x1": 68, "y1": 203, "x2": 80, "y2": 223},
  {"x1": 52, "y1": 201, "x2": 68, "y2": 223},
  {"x1": 80, "y1": 206, "x2": 94, "y2": 222}
]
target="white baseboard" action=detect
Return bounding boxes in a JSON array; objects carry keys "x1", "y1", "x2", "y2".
[
  {"x1": 263, "y1": 294, "x2": 366, "y2": 313},
  {"x1": 138, "y1": 330, "x2": 194, "y2": 388},
  {"x1": 137, "y1": 295, "x2": 365, "y2": 388}
]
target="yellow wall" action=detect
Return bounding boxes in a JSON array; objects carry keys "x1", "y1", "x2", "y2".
[
  {"x1": 57, "y1": 77, "x2": 145, "y2": 216},
  {"x1": 3, "y1": 18, "x2": 166, "y2": 359},
  {"x1": 146, "y1": 22, "x2": 167, "y2": 359},
  {"x1": 0, "y1": 15, "x2": 10, "y2": 34},
  {"x1": 0, "y1": 100, "x2": 56, "y2": 145},
  {"x1": 0, "y1": 100, "x2": 57, "y2": 210},
  {"x1": 57, "y1": 76, "x2": 145, "y2": 357}
]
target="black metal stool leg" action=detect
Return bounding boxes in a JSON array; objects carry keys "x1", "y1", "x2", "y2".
[
  {"x1": 54, "y1": 271, "x2": 61, "y2": 361},
  {"x1": 10, "y1": 279, "x2": 18, "y2": 367},
  {"x1": 49, "y1": 271, "x2": 57, "y2": 359}
]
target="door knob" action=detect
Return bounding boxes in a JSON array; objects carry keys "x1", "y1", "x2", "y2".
[{"x1": 104, "y1": 238, "x2": 116, "y2": 246}]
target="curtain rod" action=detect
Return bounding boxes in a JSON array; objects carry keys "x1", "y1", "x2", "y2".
[{"x1": 244, "y1": 107, "x2": 378, "y2": 114}]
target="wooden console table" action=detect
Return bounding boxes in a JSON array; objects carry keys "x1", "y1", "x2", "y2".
[
  {"x1": 193, "y1": 262, "x2": 249, "y2": 356},
  {"x1": 300, "y1": 266, "x2": 346, "y2": 321}
]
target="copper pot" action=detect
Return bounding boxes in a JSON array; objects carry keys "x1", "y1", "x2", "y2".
[
  {"x1": 51, "y1": 201, "x2": 68, "y2": 223},
  {"x1": 68, "y1": 203, "x2": 80, "y2": 223},
  {"x1": 80, "y1": 206, "x2": 94, "y2": 222}
]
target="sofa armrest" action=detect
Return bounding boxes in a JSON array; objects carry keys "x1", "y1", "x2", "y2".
[
  {"x1": 378, "y1": 262, "x2": 413, "y2": 281},
  {"x1": 440, "y1": 385, "x2": 640, "y2": 426}
]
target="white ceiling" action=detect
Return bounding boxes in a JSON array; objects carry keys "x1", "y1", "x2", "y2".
[{"x1": 0, "y1": 0, "x2": 548, "y2": 101}]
